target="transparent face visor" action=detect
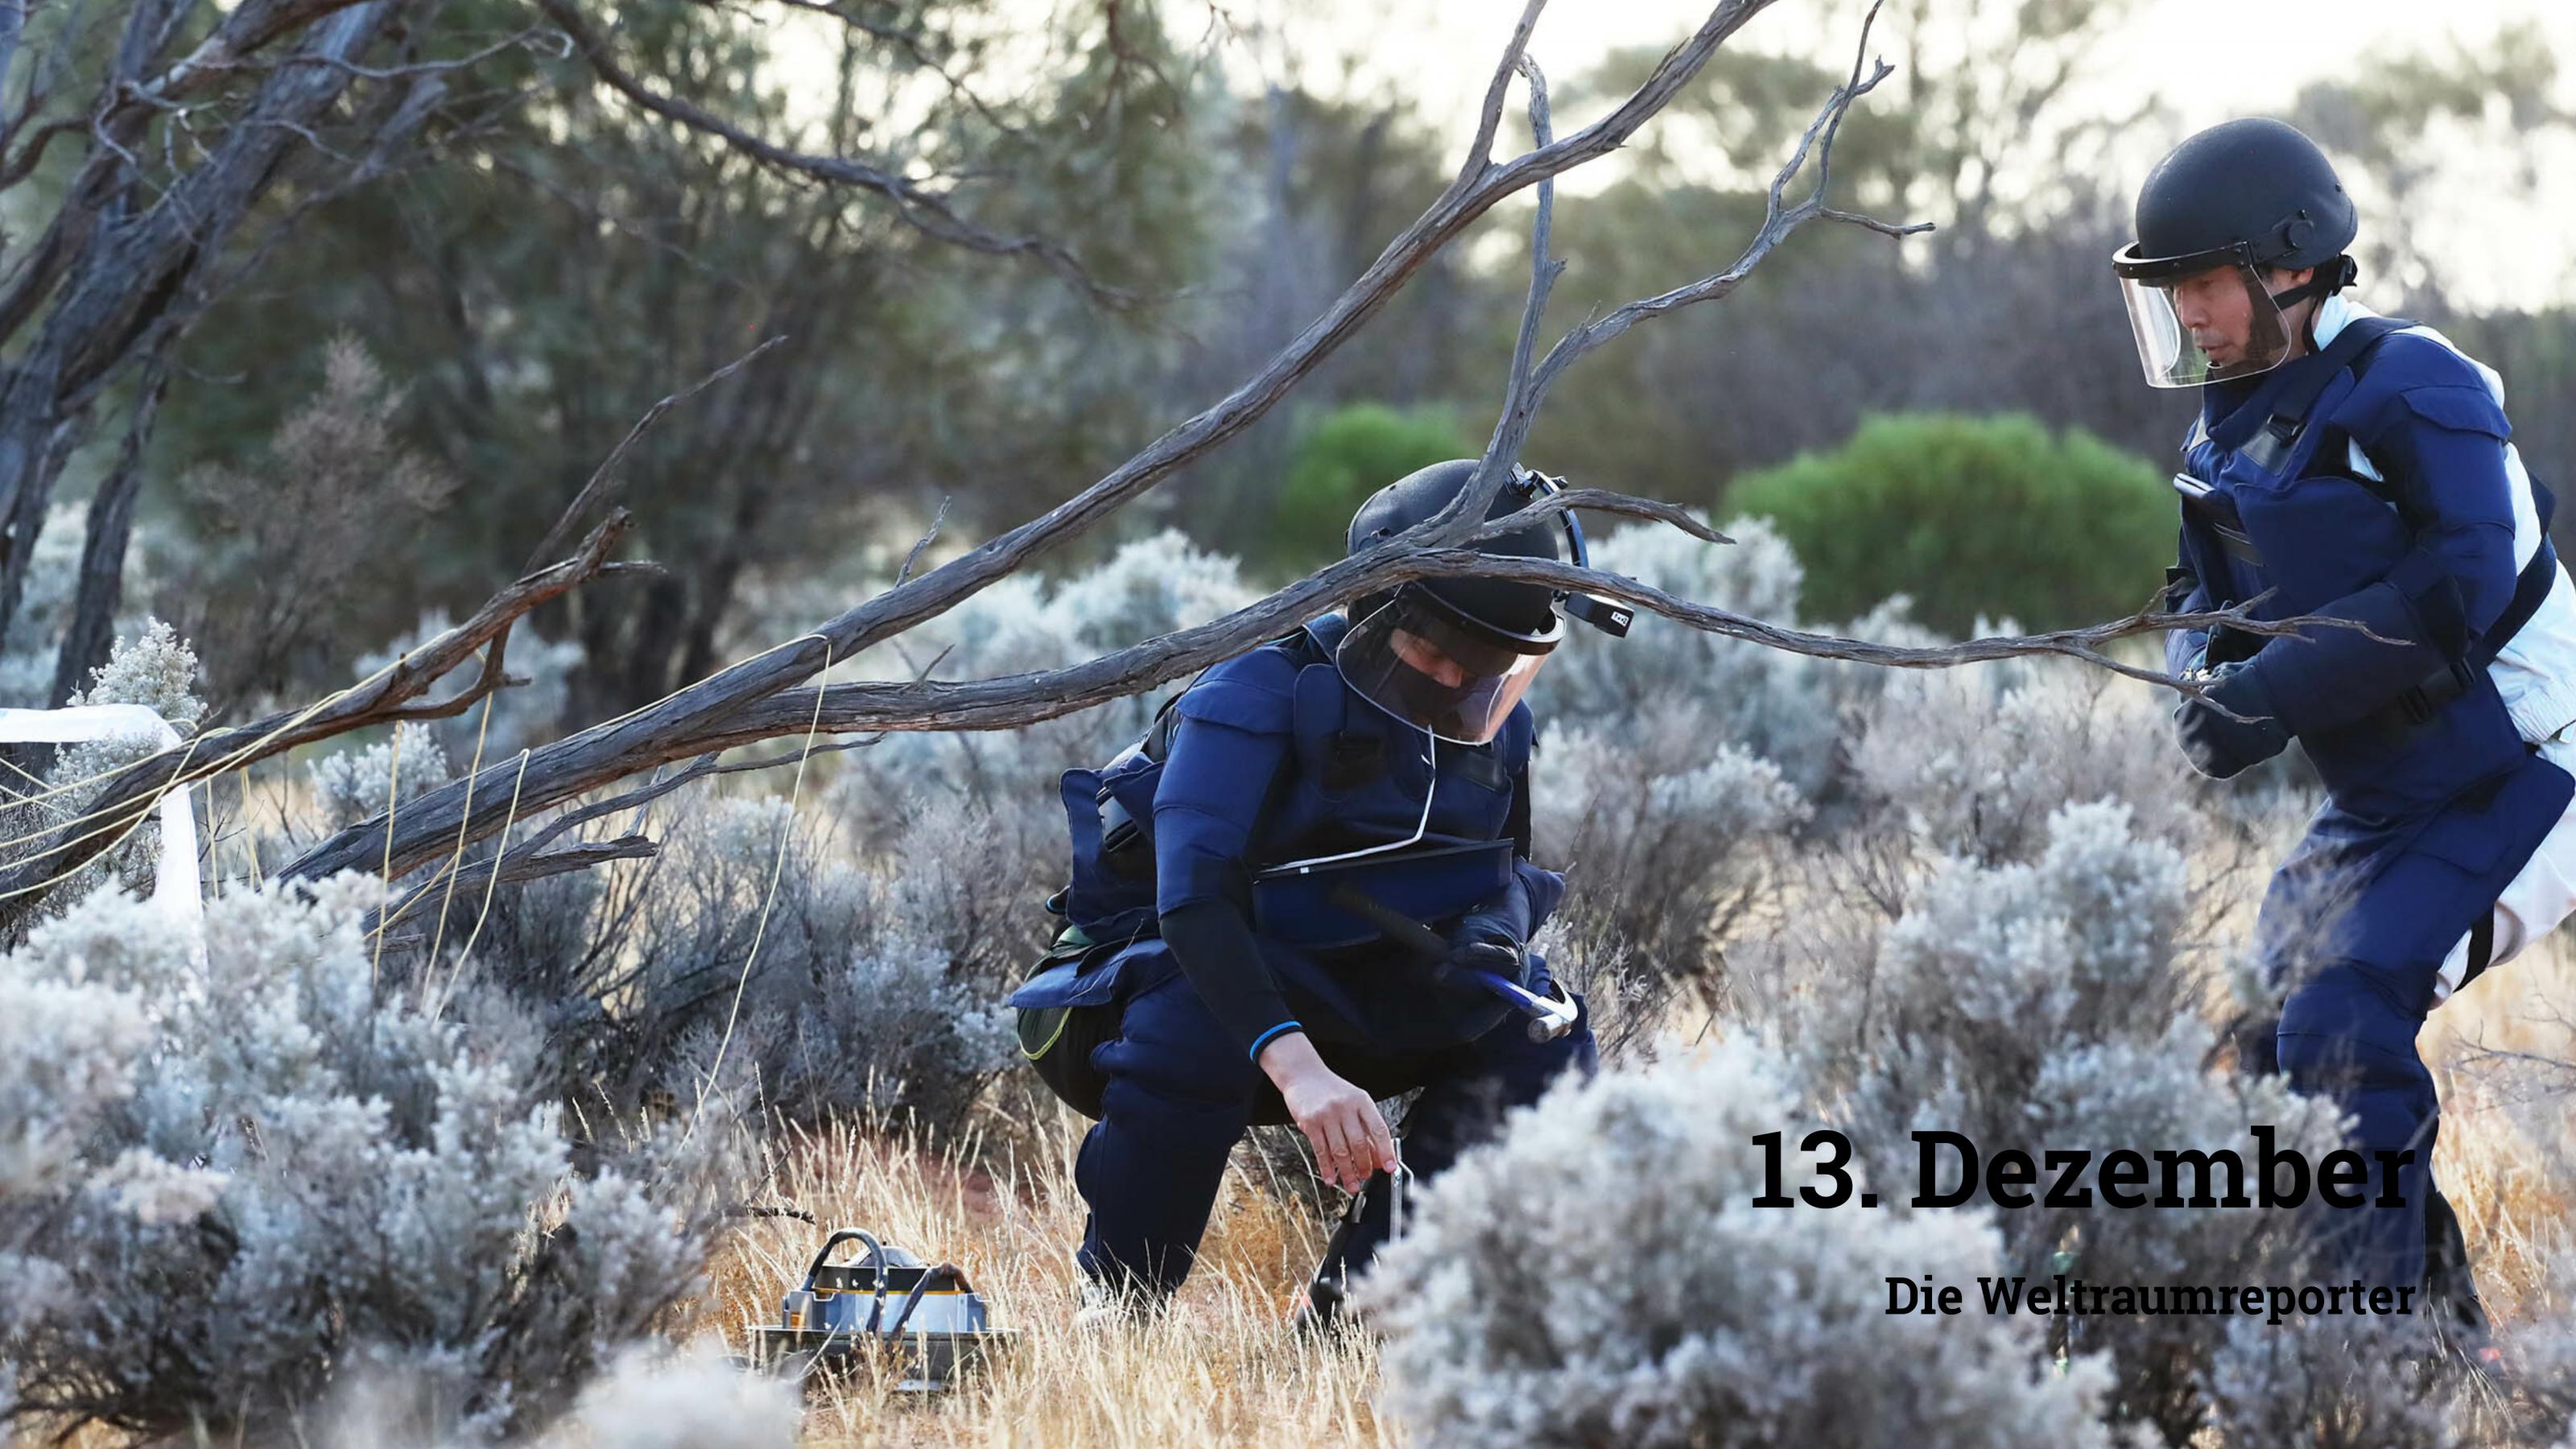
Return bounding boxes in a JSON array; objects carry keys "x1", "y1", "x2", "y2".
[
  {"x1": 2115, "y1": 256, "x2": 2295, "y2": 389},
  {"x1": 1335, "y1": 592, "x2": 1554, "y2": 745}
]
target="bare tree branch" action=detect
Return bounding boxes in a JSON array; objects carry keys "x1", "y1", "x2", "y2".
[
  {"x1": 0, "y1": 512, "x2": 634, "y2": 915},
  {"x1": 1448, "y1": 0, "x2": 1547, "y2": 200},
  {"x1": 522, "y1": 334, "x2": 788, "y2": 572},
  {"x1": 267, "y1": 1, "x2": 1798, "y2": 887},
  {"x1": 1518, "y1": 2, "x2": 1928, "y2": 460},
  {"x1": 1515, "y1": 485, "x2": 1732, "y2": 544},
  {"x1": 367, "y1": 834, "x2": 657, "y2": 950},
  {"x1": 1478, "y1": 51, "x2": 1562, "y2": 502},
  {"x1": 894, "y1": 498, "x2": 952, "y2": 587},
  {"x1": 365, "y1": 720, "x2": 896, "y2": 947},
  {"x1": 0, "y1": 0, "x2": 406, "y2": 651},
  {"x1": 1408, "y1": 4, "x2": 1924, "y2": 572},
  {"x1": 650, "y1": 552, "x2": 2368, "y2": 757},
  {"x1": 178, "y1": 0, "x2": 2378, "y2": 921},
  {"x1": 152, "y1": 0, "x2": 383, "y2": 100},
  {"x1": 222, "y1": 24, "x2": 566, "y2": 82}
]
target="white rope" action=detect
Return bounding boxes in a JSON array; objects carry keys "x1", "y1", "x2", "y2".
[{"x1": 683, "y1": 634, "x2": 835, "y2": 1144}]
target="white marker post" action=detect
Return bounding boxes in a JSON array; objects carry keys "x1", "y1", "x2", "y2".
[{"x1": 0, "y1": 704, "x2": 204, "y2": 946}]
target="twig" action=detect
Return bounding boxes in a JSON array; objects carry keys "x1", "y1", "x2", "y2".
[
  {"x1": 1456, "y1": 51, "x2": 1565, "y2": 531},
  {"x1": 894, "y1": 497, "x2": 951, "y2": 588},
  {"x1": 1502, "y1": 485, "x2": 1732, "y2": 545},
  {"x1": 535, "y1": 0, "x2": 1128, "y2": 305},
  {"x1": 367, "y1": 834, "x2": 658, "y2": 948},
  {"x1": 522, "y1": 334, "x2": 789, "y2": 572},
  {"x1": 0, "y1": 513, "x2": 634, "y2": 918},
  {"x1": 658, "y1": 555, "x2": 2391, "y2": 758},
  {"x1": 1447, "y1": 0, "x2": 1547, "y2": 200},
  {"x1": 241, "y1": 24, "x2": 565, "y2": 80},
  {"x1": 514, "y1": 733, "x2": 883, "y2": 862},
  {"x1": 1410, "y1": 2, "x2": 1918, "y2": 567},
  {"x1": 1521, "y1": 2, "x2": 1928, "y2": 436}
]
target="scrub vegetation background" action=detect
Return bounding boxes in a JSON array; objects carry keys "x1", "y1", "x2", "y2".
[{"x1": 10, "y1": 0, "x2": 2576, "y2": 1444}]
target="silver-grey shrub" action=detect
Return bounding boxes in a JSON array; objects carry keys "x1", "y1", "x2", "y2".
[
  {"x1": 837, "y1": 528, "x2": 1257, "y2": 836},
  {"x1": 355, "y1": 541, "x2": 1204, "y2": 1141},
  {"x1": 461, "y1": 793, "x2": 1018, "y2": 1134},
  {"x1": 308, "y1": 720, "x2": 455, "y2": 832},
  {"x1": 0, "y1": 877, "x2": 719, "y2": 1443},
  {"x1": 1511, "y1": 518, "x2": 1938, "y2": 997},
  {"x1": 1530, "y1": 705, "x2": 1809, "y2": 987},
  {"x1": 1849, "y1": 660, "x2": 2207, "y2": 864},
  {"x1": 1367, "y1": 1038, "x2": 2124, "y2": 1449},
  {"x1": 2200, "y1": 1314, "x2": 2468, "y2": 1449},
  {"x1": 1757, "y1": 799, "x2": 2344, "y2": 1441},
  {"x1": 1532, "y1": 514, "x2": 1934, "y2": 795},
  {"x1": 2, "y1": 621, "x2": 212, "y2": 905}
]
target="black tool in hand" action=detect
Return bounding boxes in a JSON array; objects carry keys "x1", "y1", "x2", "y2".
[{"x1": 1323, "y1": 883, "x2": 1579, "y2": 1042}]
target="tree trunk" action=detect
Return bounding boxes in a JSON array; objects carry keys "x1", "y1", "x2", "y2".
[
  {"x1": 52, "y1": 368, "x2": 167, "y2": 704},
  {"x1": 0, "y1": 1, "x2": 400, "y2": 650}
]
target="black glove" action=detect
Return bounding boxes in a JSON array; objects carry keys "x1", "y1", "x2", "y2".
[
  {"x1": 2174, "y1": 660, "x2": 2291, "y2": 779},
  {"x1": 1441, "y1": 910, "x2": 1526, "y2": 984}
]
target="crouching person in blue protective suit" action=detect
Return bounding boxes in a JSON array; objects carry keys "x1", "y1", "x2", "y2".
[
  {"x1": 1009, "y1": 457, "x2": 1632, "y2": 1323},
  {"x1": 2119, "y1": 119, "x2": 2576, "y2": 1306}
]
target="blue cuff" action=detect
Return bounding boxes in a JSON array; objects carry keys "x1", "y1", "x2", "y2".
[{"x1": 1247, "y1": 1021, "x2": 1304, "y2": 1062}]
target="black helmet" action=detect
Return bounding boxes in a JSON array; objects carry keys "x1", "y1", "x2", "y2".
[
  {"x1": 1335, "y1": 458, "x2": 1628, "y2": 743},
  {"x1": 2123, "y1": 117, "x2": 2355, "y2": 275},
  {"x1": 1347, "y1": 458, "x2": 1566, "y2": 646},
  {"x1": 2112, "y1": 118, "x2": 2359, "y2": 387}
]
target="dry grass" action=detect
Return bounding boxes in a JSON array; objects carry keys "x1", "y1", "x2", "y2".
[
  {"x1": 2426, "y1": 930, "x2": 2576, "y2": 1333},
  {"x1": 670, "y1": 920, "x2": 2576, "y2": 1449},
  {"x1": 690, "y1": 1111, "x2": 1397, "y2": 1448}
]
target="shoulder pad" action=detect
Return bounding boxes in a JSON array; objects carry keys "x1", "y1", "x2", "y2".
[
  {"x1": 2386, "y1": 383, "x2": 2512, "y2": 442},
  {"x1": 1290, "y1": 659, "x2": 1349, "y2": 740},
  {"x1": 1172, "y1": 647, "x2": 1298, "y2": 734},
  {"x1": 2372, "y1": 331, "x2": 2489, "y2": 389},
  {"x1": 1301, "y1": 613, "x2": 1353, "y2": 656},
  {"x1": 2334, "y1": 333, "x2": 2510, "y2": 445}
]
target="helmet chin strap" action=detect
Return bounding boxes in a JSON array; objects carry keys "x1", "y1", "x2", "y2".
[
  {"x1": 2266, "y1": 256, "x2": 2357, "y2": 355},
  {"x1": 2267, "y1": 254, "x2": 2359, "y2": 314}
]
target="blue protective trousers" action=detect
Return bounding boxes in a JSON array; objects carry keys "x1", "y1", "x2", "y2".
[
  {"x1": 2270, "y1": 963, "x2": 2442, "y2": 1288},
  {"x1": 2248, "y1": 778, "x2": 2566, "y2": 1290},
  {"x1": 1074, "y1": 967, "x2": 1596, "y2": 1297}
]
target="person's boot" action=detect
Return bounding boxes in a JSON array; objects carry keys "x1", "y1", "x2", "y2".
[
  {"x1": 1290, "y1": 1216, "x2": 1367, "y2": 1334},
  {"x1": 1073, "y1": 1269, "x2": 1165, "y2": 1333},
  {"x1": 1289, "y1": 1166, "x2": 1402, "y2": 1335},
  {"x1": 2421, "y1": 1184, "x2": 2507, "y2": 1388}
]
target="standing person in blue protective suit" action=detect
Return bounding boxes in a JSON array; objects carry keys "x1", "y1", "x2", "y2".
[
  {"x1": 1009, "y1": 457, "x2": 1631, "y2": 1323},
  {"x1": 2119, "y1": 118, "x2": 2576, "y2": 1306}
]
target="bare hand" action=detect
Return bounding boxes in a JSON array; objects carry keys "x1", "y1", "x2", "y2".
[{"x1": 1257, "y1": 1031, "x2": 1395, "y2": 1193}]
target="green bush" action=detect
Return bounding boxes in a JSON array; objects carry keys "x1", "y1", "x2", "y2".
[
  {"x1": 1270, "y1": 402, "x2": 1471, "y2": 570},
  {"x1": 1728, "y1": 413, "x2": 2173, "y2": 635}
]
